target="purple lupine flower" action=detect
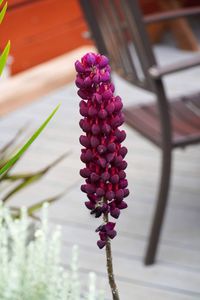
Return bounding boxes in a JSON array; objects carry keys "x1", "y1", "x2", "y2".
[{"x1": 75, "y1": 53, "x2": 129, "y2": 249}]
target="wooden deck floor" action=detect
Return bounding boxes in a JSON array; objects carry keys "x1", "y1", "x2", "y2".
[{"x1": 0, "y1": 46, "x2": 200, "y2": 299}]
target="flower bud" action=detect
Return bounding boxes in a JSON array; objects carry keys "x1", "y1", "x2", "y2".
[
  {"x1": 107, "y1": 143, "x2": 116, "y2": 152},
  {"x1": 98, "y1": 109, "x2": 108, "y2": 119},
  {"x1": 90, "y1": 172, "x2": 100, "y2": 182},
  {"x1": 84, "y1": 76, "x2": 92, "y2": 87},
  {"x1": 101, "y1": 172, "x2": 110, "y2": 182},
  {"x1": 102, "y1": 89, "x2": 112, "y2": 100},
  {"x1": 97, "y1": 158, "x2": 107, "y2": 169},
  {"x1": 92, "y1": 93, "x2": 102, "y2": 104},
  {"x1": 96, "y1": 187, "x2": 105, "y2": 197},
  {"x1": 119, "y1": 170, "x2": 126, "y2": 179},
  {"x1": 79, "y1": 119, "x2": 91, "y2": 132},
  {"x1": 75, "y1": 60, "x2": 85, "y2": 73},
  {"x1": 110, "y1": 174, "x2": 119, "y2": 184},
  {"x1": 105, "y1": 190, "x2": 115, "y2": 201},
  {"x1": 75, "y1": 76, "x2": 84, "y2": 88},
  {"x1": 85, "y1": 184, "x2": 96, "y2": 194},
  {"x1": 110, "y1": 208, "x2": 120, "y2": 219},
  {"x1": 117, "y1": 201, "x2": 128, "y2": 209},
  {"x1": 124, "y1": 188, "x2": 130, "y2": 198},
  {"x1": 79, "y1": 106, "x2": 88, "y2": 117},
  {"x1": 119, "y1": 160, "x2": 128, "y2": 170},
  {"x1": 119, "y1": 179, "x2": 128, "y2": 188},
  {"x1": 99, "y1": 55, "x2": 109, "y2": 68},
  {"x1": 106, "y1": 152, "x2": 115, "y2": 163},
  {"x1": 115, "y1": 129, "x2": 126, "y2": 143},
  {"x1": 97, "y1": 144, "x2": 107, "y2": 154},
  {"x1": 107, "y1": 229, "x2": 117, "y2": 239},
  {"x1": 91, "y1": 124, "x2": 101, "y2": 135},
  {"x1": 119, "y1": 146, "x2": 128, "y2": 158},
  {"x1": 78, "y1": 89, "x2": 88, "y2": 100},
  {"x1": 97, "y1": 240, "x2": 106, "y2": 249},
  {"x1": 114, "y1": 96, "x2": 123, "y2": 112},
  {"x1": 93, "y1": 74, "x2": 101, "y2": 84},
  {"x1": 88, "y1": 107, "x2": 97, "y2": 117},
  {"x1": 101, "y1": 124, "x2": 111, "y2": 135},
  {"x1": 79, "y1": 135, "x2": 90, "y2": 148},
  {"x1": 85, "y1": 201, "x2": 95, "y2": 210},
  {"x1": 85, "y1": 53, "x2": 96, "y2": 66},
  {"x1": 106, "y1": 102, "x2": 115, "y2": 115},
  {"x1": 101, "y1": 71, "x2": 110, "y2": 82},
  {"x1": 115, "y1": 189, "x2": 124, "y2": 201},
  {"x1": 80, "y1": 168, "x2": 91, "y2": 178},
  {"x1": 90, "y1": 136, "x2": 100, "y2": 148},
  {"x1": 114, "y1": 155, "x2": 123, "y2": 167},
  {"x1": 84, "y1": 149, "x2": 93, "y2": 162}
]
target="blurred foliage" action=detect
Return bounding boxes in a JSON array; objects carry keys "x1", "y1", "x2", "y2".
[
  {"x1": 0, "y1": 2, "x2": 67, "y2": 218},
  {"x1": 0, "y1": 1, "x2": 10, "y2": 75},
  {"x1": 0, "y1": 1, "x2": 7, "y2": 24},
  {"x1": 0, "y1": 115, "x2": 69, "y2": 218},
  {"x1": 0, "y1": 204, "x2": 104, "y2": 300}
]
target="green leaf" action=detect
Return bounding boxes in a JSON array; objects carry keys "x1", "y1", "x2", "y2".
[
  {"x1": 0, "y1": 104, "x2": 60, "y2": 177},
  {"x1": 3, "y1": 151, "x2": 70, "y2": 181},
  {"x1": 0, "y1": 40, "x2": 10, "y2": 75},
  {"x1": 9, "y1": 189, "x2": 66, "y2": 219},
  {"x1": 0, "y1": 2, "x2": 7, "y2": 24},
  {"x1": 27, "y1": 191, "x2": 66, "y2": 216},
  {"x1": 2, "y1": 176, "x2": 39, "y2": 202},
  {"x1": 0, "y1": 123, "x2": 29, "y2": 158},
  {"x1": 0, "y1": 0, "x2": 4, "y2": 7},
  {"x1": 1, "y1": 152, "x2": 69, "y2": 202}
]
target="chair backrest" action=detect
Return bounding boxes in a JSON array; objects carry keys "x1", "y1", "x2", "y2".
[
  {"x1": 80, "y1": 0, "x2": 174, "y2": 151},
  {"x1": 80, "y1": 0, "x2": 158, "y2": 92}
]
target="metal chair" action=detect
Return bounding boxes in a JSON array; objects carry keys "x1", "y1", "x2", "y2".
[{"x1": 79, "y1": 0, "x2": 200, "y2": 265}]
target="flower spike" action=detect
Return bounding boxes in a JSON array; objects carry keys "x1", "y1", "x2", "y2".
[{"x1": 76, "y1": 53, "x2": 129, "y2": 248}]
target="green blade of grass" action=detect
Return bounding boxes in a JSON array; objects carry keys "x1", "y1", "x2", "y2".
[
  {"x1": 9, "y1": 189, "x2": 65, "y2": 219},
  {"x1": 0, "y1": 0, "x2": 4, "y2": 7},
  {"x1": 0, "y1": 2, "x2": 7, "y2": 24},
  {"x1": 0, "y1": 104, "x2": 60, "y2": 177},
  {"x1": 0, "y1": 40, "x2": 10, "y2": 75},
  {"x1": 3, "y1": 151, "x2": 70, "y2": 181},
  {"x1": 27, "y1": 191, "x2": 66, "y2": 216},
  {"x1": 2, "y1": 175, "x2": 43, "y2": 202},
  {"x1": 1, "y1": 153, "x2": 69, "y2": 202},
  {"x1": 0, "y1": 123, "x2": 29, "y2": 159}
]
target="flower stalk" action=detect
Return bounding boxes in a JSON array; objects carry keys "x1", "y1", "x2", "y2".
[
  {"x1": 76, "y1": 52, "x2": 129, "y2": 300},
  {"x1": 104, "y1": 212, "x2": 120, "y2": 300}
]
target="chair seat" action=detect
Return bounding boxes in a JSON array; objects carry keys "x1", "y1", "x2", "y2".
[{"x1": 123, "y1": 92, "x2": 200, "y2": 148}]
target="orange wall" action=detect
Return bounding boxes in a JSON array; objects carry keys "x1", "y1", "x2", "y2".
[{"x1": 0, "y1": 0, "x2": 91, "y2": 74}]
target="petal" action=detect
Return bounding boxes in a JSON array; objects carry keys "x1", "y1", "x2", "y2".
[{"x1": 97, "y1": 240, "x2": 106, "y2": 249}]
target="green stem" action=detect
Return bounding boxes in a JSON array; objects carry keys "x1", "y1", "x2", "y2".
[{"x1": 104, "y1": 213, "x2": 120, "y2": 300}]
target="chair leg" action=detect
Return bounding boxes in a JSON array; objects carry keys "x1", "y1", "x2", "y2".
[{"x1": 144, "y1": 147, "x2": 172, "y2": 265}]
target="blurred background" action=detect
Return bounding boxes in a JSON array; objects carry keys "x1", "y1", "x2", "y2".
[
  {"x1": 0, "y1": 1, "x2": 200, "y2": 299},
  {"x1": 0, "y1": 0, "x2": 199, "y2": 76}
]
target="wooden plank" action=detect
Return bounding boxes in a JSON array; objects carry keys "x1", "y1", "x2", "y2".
[
  {"x1": 44, "y1": 187, "x2": 200, "y2": 248},
  {"x1": 58, "y1": 241, "x2": 200, "y2": 296},
  {"x1": 124, "y1": 106, "x2": 161, "y2": 146},
  {"x1": 60, "y1": 247, "x2": 197, "y2": 300},
  {"x1": 172, "y1": 100, "x2": 200, "y2": 129},
  {"x1": 49, "y1": 220, "x2": 200, "y2": 272},
  {"x1": 158, "y1": 0, "x2": 199, "y2": 51}
]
